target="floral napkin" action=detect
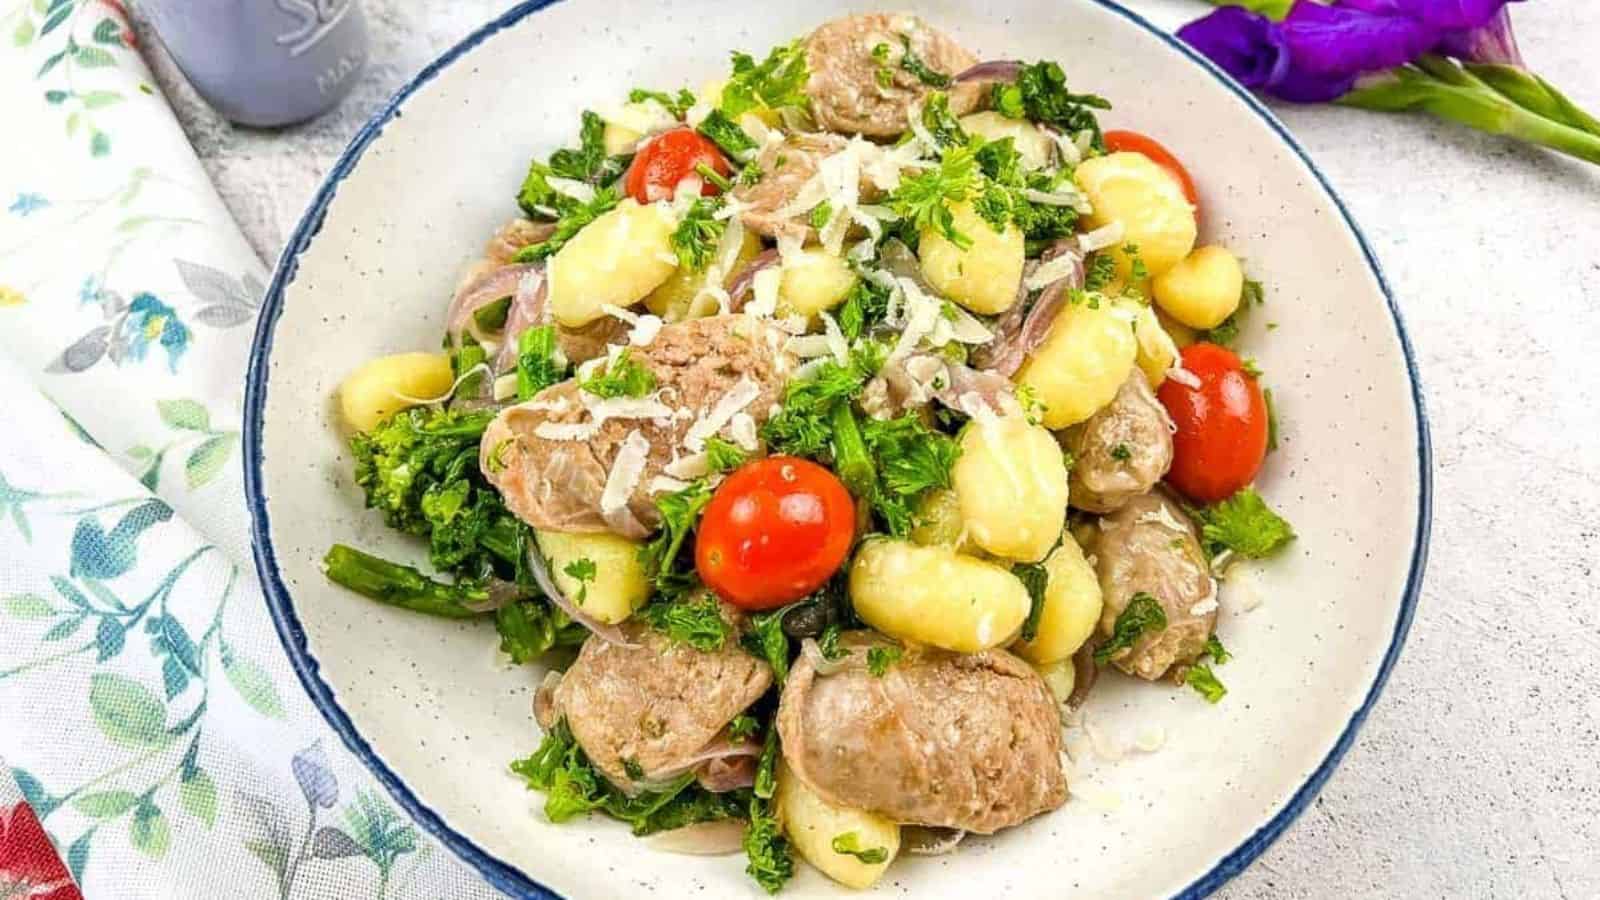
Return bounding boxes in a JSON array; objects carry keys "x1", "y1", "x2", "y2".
[{"x1": 0, "y1": 2, "x2": 498, "y2": 897}]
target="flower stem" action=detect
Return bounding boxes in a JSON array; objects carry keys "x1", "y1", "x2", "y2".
[
  {"x1": 1463, "y1": 63, "x2": 1600, "y2": 137},
  {"x1": 1342, "y1": 63, "x2": 1600, "y2": 166}
]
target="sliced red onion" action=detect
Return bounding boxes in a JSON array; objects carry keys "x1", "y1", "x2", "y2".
[
  {"x1": 800, "y1": 637, "x2": 852, "y2": 677},
  {"x1": 934, "y1": 360, "x2": 1015, "y2": 414},
  {"x1": 462, "y1": 577, "x2": 524, "y2": 614},
  {"x1": 532, "y1": 670, "x2": 561, "y2": 730},
  {"x1": 903, "y1": 826, "x2": 967, "y2": 856},
  {"x1": 524, "y1": 543, "x2": 635, "y2": 647},
  {"x1": 971, "y1": 242, "x2": 1083, "y2": 377},
  {"x1": 953, "y1": 60, "x2": 1023, "y2": 84},
  {"x1": 446, "y1": 263, "x2": 535, "y2": 350},
  {"x1": 726, "y1": 248, "x2": 781, "y2": 312},
  {"x1": 871, "y1": 353, "x2": 1015, "y2": 418},
  {"x1": 879, "y1": 239, "x2": 935, "y2": 295},
  {"x1": 646, "y1": 819, "x2": 748, "y2": 856},
  {"x1": 1069, "y1": 639, "x2": 1099, "y2": 709},
  {"x1": 696, "y1": 753, "x2": 757, "y2": 793},
  {"x1": 492, "y1": 265, "x2": 551, "y2": 373}
]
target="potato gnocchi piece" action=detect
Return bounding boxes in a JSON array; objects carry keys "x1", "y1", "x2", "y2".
[
  {"x1": 952, "y1": 415, "x2": 1069, "y2": 563},
  {"x1": 1034, "y1": 657, "x2": 1076, "y2": 707},
  {"x1": 338, "y1": 352, "x2": 454, "y2": 433},
  {"x1": 534, "y1": 530, "x2": 650, "y2": 625},
  {"x1": 909, "y1": 488, "x2": 965, "y2": 549},
  {"x1": 548, "y1": 199, "x2": 678, "y2": 327},
  {"x1": 1116, "y1": 297, "x2": 1180, "y2": 387},
  {"x1": 600, "y1": 99, "x2": 677, "y2": 156},
  {"x1": 918, "y1": 201, "x2": 1025, "y2": 316},
  {"x1": 1012, "y1": 539, "x2": 1104, "y2": 666},
  {"x1": 775, "y1": 759, "x2": 900, "y2": 890},
  {"x1": 778, "y1": 247, "x2": 858, "y2": 318},
  {"x1": 959, "y1": 111, "x2": 1055, "y2": 170},
  {"x1": 849, "y1": 539, "x2": 1031, "y2": 653},
  {"x1": 1152, "y1": 245, "x2": 1245, "y2": 330},
  {"x1": 1075, "y1": 151, "x2": 1197, "y2": 282},
  {"x1": 1015, "y1": 299, "x2": 1139, "y2": 429},
  {"x1": 644, "y1": 228, "x2": 762, "y2": 322}
]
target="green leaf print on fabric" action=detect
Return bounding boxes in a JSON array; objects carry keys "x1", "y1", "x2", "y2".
[
  {"x1": 128, "y1": 399, "x2": 238, "y2": 491},
  {"x1": 88, "y1": 672, "x2": 171, "y2": 748},
  {"x1": 220, "y1": 639, "x2": 285, "y2": 719}
]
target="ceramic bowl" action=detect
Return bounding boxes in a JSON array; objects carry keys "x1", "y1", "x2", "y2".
[{"x1": 244, "y1": 1, "x2": 1432, "y2": 896}]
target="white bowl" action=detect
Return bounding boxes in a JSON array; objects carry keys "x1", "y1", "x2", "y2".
[{"x1": 244, "y1": 1, "x2": 1432, "y2": 897}]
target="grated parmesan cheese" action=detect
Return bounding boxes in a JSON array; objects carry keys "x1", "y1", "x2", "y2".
[
  {"x1": 684, "y1": 377, "x2": 761, "y2": 451},
  {"x1": 601, "y1": 303, "x2": 664, "y2": 347},
  {"x1": 1078, "y1": 220, "x2": 1126, "y2": 253},
  {"x1": 600, "y1": 430, "x2": 651, "y2": 519},
  {"x1": 729, "y1": 412, "x2": 758, "y2": 451},
  {"x1": 1025, "y1": 250, "x2": 1085, "y2": 290},
  {"x1": 546, "y1": 175, "x2": 596, "y2": 205},
  {"x1": 746, "y1": 267, "x2": 781, "y2": 318},
  {"x1": 819, "y1": 311, "x2": 849, "y2": 365},
  {"x1": 664, "y1": 452, "x2": 710, "y2": 479},
  {"x1": 648, "y1": 475, "x2": 692, "y2": 495}
]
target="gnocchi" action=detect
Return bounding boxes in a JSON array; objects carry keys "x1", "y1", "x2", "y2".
[
  {"x1": 775, "y1": 760, "x2": 900, "y2": 890},
  {"x1": 952, "y1": 415, "x2": 1069, "y2": 563},
  {"x1": 849, "y1": 539, "x2": 1031, "y2": 653},
  {"x1": 959, "y1": 111, "x2": 1055, "y2": 170},
  {"x1": 600, "y1": 99, "x2": 677, "y2": 155},
  {"x1": 534, "y1": 530, "x2": 650, "y2": 625},
  {"x1": 1152, "y1": 245, "x2": 1245, "y2": 330},
  {"x1": 548, "y1": 199, "x2": 679, "y2": 327},
  {"x1": 777, "y1": 247, "x2": 858, "y2": 318},
  {"x1": 918, "y1": 201, "x2": 1025, "y2": 315},
  {"x1": 909, "y1": 488, "x2": 965, "y2": 549},
  {"x1": 1012, "y1": 539, "x2": 1104, "y2": 666},
  {"x1": 1015, "y1": 298, "x2": 1139, "y2": 429},
  {"x1": 1074, "y1": 151, "x2": 1197, "y2": 281},
  {"x1": 1115, "y1": 297, "x2": 1180, "y2": 387},
  {"x1": 644, "y1": 228, "x2": 762, "y2": 322},
  {"x1": 338, "y1": 351, "x2": 454, "y2": 433},
  {"x1": 1034, "y1": 657, "x2": 1076, "y2": 707}
]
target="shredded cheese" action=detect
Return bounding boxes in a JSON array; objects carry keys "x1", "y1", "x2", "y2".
[
  {"x1": 601, "y1": 303, "x2": 664, "y2": 347},
  {"x1": 819, "y1": 311, "x2": 849, "y2": 365},
  {"x1": 746, "y1": 266, "x2": 781, "y2": 318},
  {"x1": 663, "y1": 452, "x2": 710, "y2": 479},
  {"x1": 600, "y1": 430, "x2": 651, "y2": 518},
  {"x1": 729, "y1": 412, "x2": 758, "y2": 451},
  {"x1": 648, "y1": 475, "x2": 692, "y2": 495},
  {"x1": 546, "y1": 175, "x2": 596, "y2": 205},
  {"x1": 1025, "y1": 250, "x2": 1084, "y2": 290},
  {"x1": 683, "y1": 377, "x2": 761, "y2": 451},
  {"x1": 1078, "y1": 220, "x2": 1126, "y2": 253}
]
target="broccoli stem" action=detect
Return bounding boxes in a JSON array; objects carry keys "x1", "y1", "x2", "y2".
[
  {"x1": 480, "y1": 516, "x2": 525, "y2": 566},
  {"x1": 829, "y1": 403, "x2": 877, "y2": 499},
  {"x1": 323, "y1": 544, "x2": 488, "y2": 618}
]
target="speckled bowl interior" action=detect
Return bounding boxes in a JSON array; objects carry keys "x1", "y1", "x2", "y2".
[{"x1": 244, "y1": 1, "x2": 1430, "y2": 897}]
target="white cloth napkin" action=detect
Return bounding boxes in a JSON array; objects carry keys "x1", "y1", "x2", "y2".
[{"x1": 0, "y1": 4, "x2": 500, "y2": 897}]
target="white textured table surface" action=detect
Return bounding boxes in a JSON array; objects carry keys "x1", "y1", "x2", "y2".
[{"x1": 142, "y1": 2, "x2": 1600, "y2": 897}]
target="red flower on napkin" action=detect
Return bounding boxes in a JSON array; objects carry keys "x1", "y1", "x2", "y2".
[{"x1": 0, "y1": 802, "x2": 83, "y2": 900}]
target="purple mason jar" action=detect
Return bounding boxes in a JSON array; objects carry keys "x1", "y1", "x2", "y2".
[{"x1": 141, "y1": 0, "x2": 369, "y2": 127}]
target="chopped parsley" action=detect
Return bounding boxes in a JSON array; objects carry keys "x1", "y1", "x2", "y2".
[
  {"x1": 816, "y1": 624, "x2": 846, "y2": 661},
  {"x1": 1241, "y1": 357, "x2": 1264, "y2": 378},
  {"x1": 516, "y1": 325, "x2": 568, "y2": 400},
  {"x1": 697, "y1": 108, "x2": 758, "y2": 159},
  {"x1": 761, "y1": 348, "x2": 880, "y2": 459},
  {"x1": 866, "y1": 645, "x2": 903, "y2": 677},
  {"x1": 992, "y1": 61, "x2": 1111, "y2": 148},
  {"x1": 1203, "y1": 278, "x2": 1264, "y2": 346},
  {"x1": 1183, "y1": 663, "x2": 1227, "y2": 703},
  {"x1": 1110, "y1": 443, "x2": 1133, "y2": 462},
  {"x1": 548, "y1": 110, "x2": 621, "y2": 183},
  {"x1": 728, "y1": 714, "x2": 760, "y2": 742},
  {"x1": 703, "y1": 436, "x2": 749, "y2": 474},
  {"x1": 1203, "y1": 635, "x2": 1232, "y2": 665},
  {"x1": 1083, "y1": 252, "x2": 1117, "y2": 292},
  {"x1": 513, "y1": 110, "x2": 628, "y2": 254},
  {"x1": 628, "y1": 87, "x2": 696, "y2": 118},
  {"x1": 859, "y1": 412, "x2": 961, "y2": 537},
  {"x1": 637, "y1": 597, "x2": 731, "y2": 651},
  {"x1": 836, "y1": 277, "x2": 891, "y2": 340},
  {"x1": 743, "y1": 605, "x2": 795, "y2": 685},
  {"x1": 1195, "y1": 488, "x2": 1295, "y2": 559},
  {"x1": 1124, "y1": 243, "x2": 1150, "y2": 282},
  {"x1": 897, "y1": 33, "x2": 952, "y2": 88},
  {"x1": 562, "y1": 557, "x2": 596, "y2": 605},
  {"x1": 871, "y1": 42, "x2": 894, "y2": 87},
  {"x1": 1013, "y1": 561, "x2": 1050, "y2": 642},
  {"x1": 886, "y1": 143, "x2": 980, "y2": 249},
  {"x1": 671, "y1": 196, "x2": 727, "y2": 271},
  {"x1": 809, "y1": 200, "x2": 833, "y2": 230},
  {"x1": 917, "y1": 91, "x2": 969, "y2": 148},
  {"x1": 1094, "y1": 592, "x2": 1167, "y2": 664},
  {"x1": 579, "y1": 348, "x2": 656, "y2": 399},
  {"x1": 513, "y1": 185, "x2": 622, "y2": 262},
  {"x1": 722, "y1": 40, "x2": 811, "y2": 117},
  {"x1": 832, "y1": 831, "x2": 890, "y2": 864},
  {"x1": 639, "y1": 480, "x2": 714, "y2": 597}
]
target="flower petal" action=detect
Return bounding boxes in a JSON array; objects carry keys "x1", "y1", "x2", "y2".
[
  {"x1": 1437, "y1": 7, "x2": 1524, "y2": 66},
  {"x1": 1282, "y1": 2, "x2": 1440, "y2": 76},
  {"x1": 1176, "y1": 7, "x2": 1292, "y2": 89}
]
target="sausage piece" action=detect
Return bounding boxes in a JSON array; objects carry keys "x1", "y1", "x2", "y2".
[
  {"x1": 803, "y1": 13, "x2": 983, "y2": 139},
  {"x1": 1062, "y1": 373, "x2": 1175, "y2": 513},
  {"x1": 1090, "y1": 491, "x2": 1215, "y2": 680},
  {"x1": 776, "y1": 632, "x2": 1066, "y2": 833}
]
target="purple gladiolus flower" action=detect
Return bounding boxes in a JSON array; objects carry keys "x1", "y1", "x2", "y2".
[{"x1": 1438, "y1": 8, "x2": 1525, "y2": 66}]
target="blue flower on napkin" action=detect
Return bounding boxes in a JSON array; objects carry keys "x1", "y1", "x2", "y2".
[
  {"x1": 8, "y1": 193, "x2": 50, "y2": 216},
  {"x1": 119, "y1": 293, "x2": 191, "y2": 372}
]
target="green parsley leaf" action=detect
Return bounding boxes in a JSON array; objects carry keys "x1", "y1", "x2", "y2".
[
  {"x1": 761, "y1": 348, "x2": 880, "y2": 459},
  {"x1": 1202, "y1": 278, "x2": 1264, "y2": 346},
  {"x1": 861, "y1": 413, "x2": 961, "y2": 536},
  {"x1": 743, "y1": 605, "x2": 794, "y2": 685},
  {"x1": 1083, "y1": 252, "x2": 1117, "y2": 292},
  {"x1": 918, "y1": 91, "x2": 969, "y2": 148},
  {"x1": 722, "y1": 40, "x2": 811, "y2": 117},
  {"x1": 728, "y1": 714, "x2": 760, "y2": 742},
  {"x1": 513, "y1": 184, "x2": 622, "y2": 262},
  {"x1": 639, "y1": 480, "x2": 714, "y2": 597},
  {"x1": 1124, "y1": 243, "x2": 1150, "y2": 282},
  {"x1": 1110, "y1": 443, "x2": 1133, "y2": 462},
  {"x1": 832, "y1": 831, "x2": 890, "y2": 864},
  {"x1": 1196, "y1": 488, "x2": 1295, "y2": 559},
  {"x1": 1203, "y1": 634, "x2": 1232, "y2": 665},
  {"x1": 579, "y1": 348, "x2": 657, "y2": 399},
  {"x1": 817, "y1": 624, "x2": 846, "y2": 661},
  {"x1": 1241, "y1": 357, "x2": 1264, "y2": 378},
  {"x1": 866, "y1": 645, "x2": 903, "y2": 677},
  {"x1": 1013, "y1": 561, "x2": 1049, "y2": 642},
  {"x1": 628, "y1": 87, "x2": 697, "y2": 118},
  {"x1": 562, "y1": 556, "x2": 597, "y2": 605},
  {"x1": 548, "y1": 111, "x2": 618, "y2": 182},
  {"x1": 1094, "y1": 592, "x2": 1168, "y2": 664},
  {"x1": 897, "y1": 33, "x2": 952, "y2": 87},
  {"x1": 743, "y1": 792, "x2": 794, "y2": 894},
  {"x1": 1183, "y1": 663, "x2": 1227, "y2": 703},
  {"x1": 809, "y1": 200, "x2": 833, "y2": 230},
  {"x1": 671, "y1": 197, "x2": 728, "y2": 271},
  {"x1": 697, "y1": 108, "x2": 758, "y2": 159},
  {"x1": 495, "y1": 600, "x2": 561, "y2": 664},
  {"x1": 886, "y1": 144, "x2": 979, "y2": 249},
  {"x1": 836, "y1": 277, "x2": 891, "y2": 340},
  {"x1": 637, "y1": 597, "x2": 732, "y2": 652},
  {"x1": 1008, "y1": 61, "x2": 1111, "y2": 148},
  {"x1": 704, "y1": 436, "x2": 748, "y2": 474}
]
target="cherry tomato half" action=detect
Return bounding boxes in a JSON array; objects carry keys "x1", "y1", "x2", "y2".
[
  {"x1": 623, "y1": 128, "x2": 731, "y2": 204},
  {"x1": 1157, "y1": 342, "x2": 1268, "y2": 503},
  {"x1": 695, "y1": 457, "x2": 856, "y2": 611},
  {"x1": 1103, "y1": 129, "x2": 1200, "y2": 217}
]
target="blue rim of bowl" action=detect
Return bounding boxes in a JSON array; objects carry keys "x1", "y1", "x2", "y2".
[{"x1": 243, "y1": 1, "x2": 1433, "y2": 897}]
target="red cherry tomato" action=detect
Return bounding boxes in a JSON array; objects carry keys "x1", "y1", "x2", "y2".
[
  {"x1": 1157, "y1": 343, "x2": 1268, "y2": 504},
  {"x1": 695, "y1": 457, "x2": 856, "y2": 611},
  {"x1": 1103, "y1": 129, "x2": 1200, "y2": 216},
  {"x1": 623, "y1": 128, "x2": 731, "y2": 204}
]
